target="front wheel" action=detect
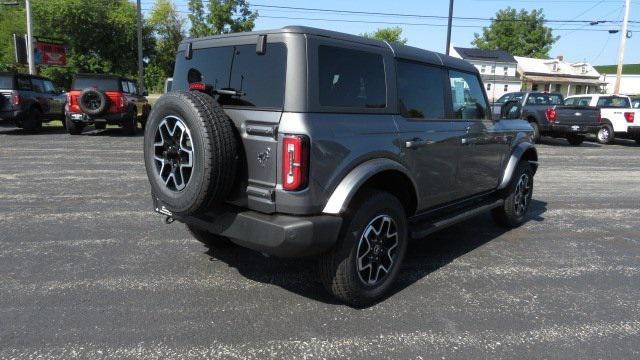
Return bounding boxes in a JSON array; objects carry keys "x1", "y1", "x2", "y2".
[
  {"x1": 492, "y1": 161, "x2": 534, "y2": 228},
  {"x1": 596, "y1": 125, "x2": 614, "y2": 144},
  {"x1": 566, "y1": 135, "x2": 585, "y2": 146},
  {"x1": 122, "y1": 113, "x2": 137, "y2": 136},
  {"x1": 319, "y1": 191, "x2": 408, "y2": 307}
]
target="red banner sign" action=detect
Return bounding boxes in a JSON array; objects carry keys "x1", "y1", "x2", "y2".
[{"x1": 35, "y1": 40, "x2": 66, "y2": 66}]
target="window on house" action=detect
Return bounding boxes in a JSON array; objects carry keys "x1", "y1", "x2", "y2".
[
  {"x1": 503, "y1": 66, "x2": 508, "y2": 75},
  {"x1": 504, "y1": 84, "x2": 508, "y2": 92},
  {"x1": 532, "y1": 84, "x2": 539, "y2": 91},
  {"x1": 552, "y1": 63, "x2": 558, "y2": 72},
  {"x1": 575, "y1": 85, "x2": 583, "y2": 94},
  {"x1": 554, "y1": 84, "x2": 562, "y2": 93},
  {"x1": 491, "y1": 65, "x2": 496, "y2": 74},
  {"x1": 487, "y1": 83, "x2": 492, "y2": 91},
  {"x1": 581, "y1": 65, "x2": 587, "y2": 74},
  {"x1": 480, "y1": 65, "x2": 486, "y2": 73},
  {"x1": 544, "y1": 83, "x2": 551, "y2": 92}
]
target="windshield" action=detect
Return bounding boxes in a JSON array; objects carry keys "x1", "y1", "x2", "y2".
[
  {"x1": 597, "y1": 96, "x2": 631, "y2": 108},
  {"x1": 632, "y1": 99, "x2": 640, "y2": 109},
  {"x1": 0, "y1": 76, "x2": 13, "y2": 89},
  {"x1": 72, "y1": 77, "x2": 120, "y2": 91},
  {"x1": 526, "y1": 93, "x2": 563, "y2": 106}
]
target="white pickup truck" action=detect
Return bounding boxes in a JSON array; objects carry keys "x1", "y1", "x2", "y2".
[{"x1": 564, "y1": 94, "x2": 640, "y2": 144}]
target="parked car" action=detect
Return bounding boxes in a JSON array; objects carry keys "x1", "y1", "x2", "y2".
[
  {"x1": 545, "y1": 100, "x2": 603, "y2": 146},
  {"x1": 65, "y1": 74, "x2": 151, "y2": 135},
  {"x1": 143, "y1": 26, "x2": 539, "y2": 306},
  {"x1": 564, "y1": 94, "x2": 640, "y2": 144},
  {"x1": 494, "y1": 91, "x2": 566, "y2": 143},
  {"x1": 0, "y1": 72, "x2": 66, "y2": 131}
]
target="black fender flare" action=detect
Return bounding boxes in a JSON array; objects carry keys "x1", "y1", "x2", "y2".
[
  {"x1": 497, "y1": 142, "x2": 538, "y2": 190},
  {"x1": 322, "y1": 158, "x2": 419, "y2": 215}
]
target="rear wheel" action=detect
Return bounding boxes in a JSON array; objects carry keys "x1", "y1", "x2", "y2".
[
  {"x1": 492, "y1": 161, "x2": 534, "y2": 228},
  {"x1": 319, "y1": 191, "x2": 408, "y2": 306},
  {"x1": 186, "y1": 224, "x2": 233, "y2": 248},
  {"x1": 596, "y1": 125, "x2": 614, "y2": 144},
  {"x1": 122, "y1": 112, "x2": 137, "y2": 135},
  {"x1": 566, "y1": 135, "x2": 585, "y2": 146},
  {"x1": 529, "y1": 121, "x2": 541, "y2": 143},
  {"x1": 21, "y1": 108, "x2": 42, "y2": 132}
]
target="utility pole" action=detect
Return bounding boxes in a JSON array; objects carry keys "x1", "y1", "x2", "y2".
[
  {"x1": 25, "y1": 0, "x2": 36, "y2": 74},
  {"x1": 614, "y1": 0, "x2": 631, "y2": 95},
  {"x1": 446, "y1": 0, "x2": 454, "y2": 55},
  {"x1": 136, "y1": 0, "x2": 145, "y2": 93}
]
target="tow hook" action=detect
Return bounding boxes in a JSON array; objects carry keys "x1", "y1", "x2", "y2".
[{"x1": 165, "y1": 215, "x2": 175, "y2": 224}]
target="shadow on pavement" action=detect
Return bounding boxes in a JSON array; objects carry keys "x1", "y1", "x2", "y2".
[{"x1": 201, "y1": 199, "x2": 548, "y2": 308}]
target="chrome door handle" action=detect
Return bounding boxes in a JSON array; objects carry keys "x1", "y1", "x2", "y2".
[{"x1": 405, "y1": 138, "x2": 434, "y2": 149}]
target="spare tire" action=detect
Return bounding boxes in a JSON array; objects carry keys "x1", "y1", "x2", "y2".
[
  {"x1": 143, "y1": 91, "x2": 238, "y2": 216},
  {"x1": 79, "y1": 88, "x2": 109, "y2": 116}
]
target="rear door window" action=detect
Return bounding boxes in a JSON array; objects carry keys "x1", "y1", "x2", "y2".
[
  {"x1": 397, "y1": 61, "x2": 445, "y2": 119},
  {"x1": 30, "y1": 78, "x2": 45, "y2": 93},
  {"x1": 43, "y1": 80, "x2": 56, "y2": 94},
  {"x1": 318, "y1": 45, "x2": 386, "y2": 109},
  {"x1": 526, "y1": 93, "x2": 563, "y2": 106},
  {"x1": 16, "y1": 76, "x2": 32, "y2": 91},
  {"x1": 173, "y1": 43, "x2": 287, "y2": 109},
  {"x1": 128, "y1": 81, "x2": 137, "y2": 94},
  {"x1": 448, "y1": 70, "x2": 488, "y2": 120},
  {"x1": 121, "y1": 81, "x2": 130, "y2": 94}
]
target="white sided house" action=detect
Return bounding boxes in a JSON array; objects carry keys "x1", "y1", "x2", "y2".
[
  {"x1": 450, "y1": 47, "x2": 521, "y2": 102},
  {"x1": 515, "y1": 56, "x2": 604, "y2": 97}
]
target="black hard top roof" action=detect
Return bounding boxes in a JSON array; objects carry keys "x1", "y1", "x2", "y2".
[
  {"x1": 181, "y1": 26, "x2": 477, "y2": 73},
  {"x1": 74, "y1": 73, "x2": 134, "y2": 82},
  {"x1": 0, "y1": 72, "x2": 52, "y2": 80},
  {"x1": 454, "y1": 47, "x2": 517, "y2": 63}
]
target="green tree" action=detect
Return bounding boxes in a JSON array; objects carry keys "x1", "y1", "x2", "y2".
[
  {"x1": 0, "y1": 2, "x2": 26, "y2": 72},
  {"x1": 187, "y1": 0, "x2": 208, "y2": 38},
  {"x1": 187, "y1": 0, "x2": 257, "y2": 37},
  {"x1": 147, "y1": 0, "x2": 185, "y2": 92},
  {"x1": 362, "y1": 27, "x2": 408, "y2": 44},
  {"x1": 472, "y1": 7, "x2": 558, "y2": 58}
]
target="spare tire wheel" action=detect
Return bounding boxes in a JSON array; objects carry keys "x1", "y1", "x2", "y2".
[
  {"x1": 79, "y1": 88, "x2": 109, "y2": 116},
  {"x1": 143, "y1": 91, "x2": 238, "y2": 216}
]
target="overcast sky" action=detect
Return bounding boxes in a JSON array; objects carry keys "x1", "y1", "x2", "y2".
[{"x1": 141, "y1": 0, "x2": 639, "y2": 66}]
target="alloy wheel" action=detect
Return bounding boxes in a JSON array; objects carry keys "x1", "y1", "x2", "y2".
[
  {"x1": 356, "y1": 215, "x2": 399, "y2": 286},
  {"x1": 513, "y1": 173, "x2": 531, "y2": 216},
  {"x1": 153, "y1": 116, "x2": 194, "y2": 191},
  {"x1": 598, "y1": 127, "x2": 610, "y2": 143}
]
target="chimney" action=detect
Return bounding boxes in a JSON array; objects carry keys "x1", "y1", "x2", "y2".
[{"x1": 556, "y1": 55, "x2": 564, "y2": 62}]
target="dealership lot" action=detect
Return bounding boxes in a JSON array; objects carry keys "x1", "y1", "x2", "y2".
[{"x1": 0, "y1": 126, "x2": 639, "y2": 359}]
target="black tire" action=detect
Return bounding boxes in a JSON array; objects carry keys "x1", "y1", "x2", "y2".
[
  {"x1": 122, "y1": 112, "x2": 137, "y2": 136},
  {"x1": 143, "y1": 91, "x2": 238, "y2": 216},
  {"x1": 65, "y1": 117, "x2": 84, "y2": 135},
  {"x1": 492, "y1": 161, "x2": 534, "y2": 228},
  {"x1": 21, "y1": 108, "x2": 42, "y2": 132},
  {"x1": 596, "y1": 125, "x2": 614, "y2": 144},
  {"x1": 186, "y1": 224, "x2": 233, "y2": 248},
  {"x1": 635, "y1": 138, "x2": 640, "y2": 145},
  {"x1": 529, "y1": 121, "x2": 541, "y2": 143},
  {"x1": 79, "y1": 88, "x2": 109, "y2": 116},
  {"x1": 319, "y1": 191, "x2": 408, "y2": 307},
  {"x1": 94, "y1": 122, "x2": 106, "y2": 130},
  {"x1": 566, "y1": 135, "x2": 585, "y2": 146}
]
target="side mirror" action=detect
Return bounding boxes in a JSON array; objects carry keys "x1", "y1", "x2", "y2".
[{"x1": 501, "y1": 100, "x2": 523, "y2": 120}]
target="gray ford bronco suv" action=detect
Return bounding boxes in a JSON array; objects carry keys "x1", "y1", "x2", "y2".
[{"x1": 144, "y1": 27, "x2": 538, "y2": 306}]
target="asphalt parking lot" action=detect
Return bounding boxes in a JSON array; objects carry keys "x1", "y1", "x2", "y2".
[{"x1": 0, "y1": 124, "x2": 639, "y2": 359}]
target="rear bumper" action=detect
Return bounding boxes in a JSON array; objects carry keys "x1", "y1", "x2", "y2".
[
  {"x1": 66, "y1": 112, "x2": 132, "y2": 125},
  {"x1": 627, "y1": 126, "x2": 640, "y2": 138},
  {"x1": 152, "y1": 196, "x2": 342, "y2": 258},
  {"x1": 0, "y1": 109, "x2": 24, "y2": 122},
  {"x1": 544, "y1": 124, "x2": 602, "y2": 136}
]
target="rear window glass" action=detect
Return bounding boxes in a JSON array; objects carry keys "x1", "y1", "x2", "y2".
[
  {"x1": 597, "y1": 96, "x2": 631, "y2": 108},
  {"x1": 496, "y1": 93, "x2": 523, "y2": 104},
  {"x1": 397, "y1": 61, "x2": 445, "y2": 119},
  {"x1": 564, "y1": 97, "x2": 591, "y2": 106},
  {"x1": 0, "y1": 76, "x2": 13, "y2": 89},
  {"x1": 173, "y1": 43, "x2": 287, "y2": 109},
  {"x1": 318, "y1": 46, "x2": 386, "y2": 109},
  {"x1": 526, "y1": 93, "x2": 563, "y2": 106},
  {"x1": 72, "y1": 77, "x2": 120, "y2": 91}
]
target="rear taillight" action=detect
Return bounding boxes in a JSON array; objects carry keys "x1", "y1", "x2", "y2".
[
  {"x1": 11, "y1": 90, "x2": 20, "y2": 106},
  {"x1": 189, "y1": 82, "x2": 207, "y2": 91},
  {"x1": 624, "y1": 112, "x2": 635, "y2": 123},
  {"x1": 546, "y1": 107, "x2": 557, "y2": 122},
  {"x1": 282, "y1": 135, "x2": 309, "y2": 191}
]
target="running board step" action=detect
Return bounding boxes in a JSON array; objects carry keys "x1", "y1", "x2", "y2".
[{"x1": 410, "y1": 199, "x2": 504, "y2": 240}]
